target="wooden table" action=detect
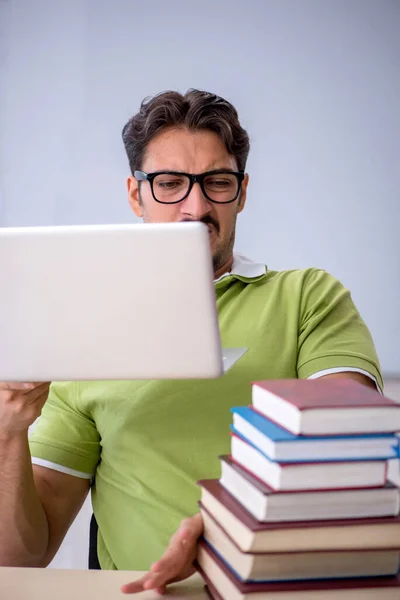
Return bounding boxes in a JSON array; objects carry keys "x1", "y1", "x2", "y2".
[{"x1": 0, "y1": 568, "x2": 207, "y2": 599}]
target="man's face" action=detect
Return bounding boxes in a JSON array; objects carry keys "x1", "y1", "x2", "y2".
[{"x1": 127, "y1": 127, "x2": 248, "y2": 274}]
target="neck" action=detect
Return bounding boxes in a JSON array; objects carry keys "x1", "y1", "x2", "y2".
[{"x1": 214, "y1": 254, "x2": 234, "y2": 280}]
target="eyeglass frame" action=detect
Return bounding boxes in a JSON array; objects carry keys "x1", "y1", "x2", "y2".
[{"x1": 134, "y1": 169, "x2": 246, "y2": 205}]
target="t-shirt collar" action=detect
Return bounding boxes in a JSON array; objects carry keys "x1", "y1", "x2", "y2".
[{"x1": 214, "y1": 253, "x2": 267, "y2": 284}]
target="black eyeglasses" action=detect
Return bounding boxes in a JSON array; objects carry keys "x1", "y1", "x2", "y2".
[{"x1": 134, "y1": 170, "x2": 245, "y2": 204}]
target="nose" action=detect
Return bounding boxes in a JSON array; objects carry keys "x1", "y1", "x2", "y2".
[{"x1": 180, "y1": 181, "x2": 212, "y2": 220}]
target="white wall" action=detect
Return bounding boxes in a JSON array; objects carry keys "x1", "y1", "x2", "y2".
[{"x1": 1, "y1": 0, "x2": 400, "y2": 569}]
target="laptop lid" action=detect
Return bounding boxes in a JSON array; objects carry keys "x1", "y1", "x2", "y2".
[{"x1": 0, "y1": 222, "x2": 244, "y2": 381}]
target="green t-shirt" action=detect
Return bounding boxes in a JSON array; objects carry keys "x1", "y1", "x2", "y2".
[{"x1": 29, "y1": 263, "x2": 382, "y2": 570}]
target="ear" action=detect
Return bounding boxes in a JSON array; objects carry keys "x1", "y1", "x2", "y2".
[
  {"x1": 237, "y1": 173, "x2": 249, "y2": 214},
  {"x1": 127, "y1": 176, "x2": 143, "y2": 218}
]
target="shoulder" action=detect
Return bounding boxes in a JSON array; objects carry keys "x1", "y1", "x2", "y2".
[
  {"x1": 232, "y1": 255, "x2": 337, "y2": 290},
  {"x1": 264, "y1": 267, "x2": 341, "y2": 293},
  {"x1": 229, "y1": 256, "x2": 348, "y2": 309},
  {"x1": 260, "y1": 269, "x2": 351, "y2": 318}
]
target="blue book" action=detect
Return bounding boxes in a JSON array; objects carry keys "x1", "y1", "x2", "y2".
[{"x1": 231, "y1": 406, "x2": 399, "y2": 463}]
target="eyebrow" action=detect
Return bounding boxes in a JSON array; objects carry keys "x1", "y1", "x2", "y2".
[{"x1": 148, "y1": 167, "x2": 238, "y2": 174}]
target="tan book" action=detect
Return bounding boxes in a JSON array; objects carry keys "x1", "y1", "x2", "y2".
[
  {"x1": 197, "y1": 542, "x2": 400, "y2": 600},
  {"x1": 202, "y1": 508, "x2": 400, "y2": 581},
  {"x1": 198, "y1": 479, "x2": 400, "y2": 552}
]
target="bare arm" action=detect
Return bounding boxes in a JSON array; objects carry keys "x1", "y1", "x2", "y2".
[
  {"x1": 0, "y1": 432, "x2": 90, "y2": 567},
  {"x1": 0, "y1": 382, "x2": 90, "y2": 567},
  {"x1": 316, "y1": 371, "x2": 377, "y2": 389},
  {"x1": 33, "y1": 465, "x2": 90, "y2": 567},
  {"x1": 0, "y1": 431, "x2": 49, "y2": 566}
]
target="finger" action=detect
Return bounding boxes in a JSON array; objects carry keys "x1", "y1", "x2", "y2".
[
  {"x1": 0, "y1": 382, "x2": 47, "y2": 392},
  {"x1": 144, "y1": 538, "x2": 199, "y2": 589},
  {"x1": 34, "y1": 389, "x2": 50, "y2": 409},
  {"x1": 24, "y1": 383, "x2": 51, "y2": 404},
  {"x1": 146, "y1": 565, "x2": 197, "y2": 590},
  {"x1": 149, "y1": 537, "x2": 189, "y2": 578},
  {"x1": 151, "y1": 515, "x2": 202, "y2": 574},
  {"x1": 120, "y1": 572, "x2": 155, "y2": 594},
  {"x1": 23, "y1": 382, "x2": 51, "y2": 398},
  {"x1": 155, "y1": 586, "x2": 166, "y2": 595},
  {"x1": 1, "y1": 382, "x2": 50, "y2": 397},
  {"x1": 140, "y1": 548, "x2": 191, "y2": 591}
]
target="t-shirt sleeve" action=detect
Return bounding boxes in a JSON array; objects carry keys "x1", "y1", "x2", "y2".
[
  {"x1": 297, "y1": 269, "x2": 383, "y2": 391},
  {"x1": 29, "y1": 381, "x2": 101, "y2": 477}
]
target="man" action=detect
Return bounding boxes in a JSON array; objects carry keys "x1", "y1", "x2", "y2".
[{"x1": 0, "y1": 90, "x2": 381, "y2": 595}]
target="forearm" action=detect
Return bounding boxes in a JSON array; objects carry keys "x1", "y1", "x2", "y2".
[{"x1": 0, "y1": 432, "x2": 49, "y2": 566}]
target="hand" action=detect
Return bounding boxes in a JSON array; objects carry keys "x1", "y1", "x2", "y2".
[
  {"x1": 0, "y1": 382, "x2": 51, "y2": 437},
  {"x1": 121, "y1": 513, "x2": 203, "y2": 595}
]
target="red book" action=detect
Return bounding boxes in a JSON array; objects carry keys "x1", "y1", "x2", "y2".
[
  {"x1": 197, "y1": 479, "x2": 400, "y2": 553},
  {"x1": 230, "y1": 432, "x2": 388, "y2": 491},
  {"x1": 197, "y1": 541, "x2": 400, "y2": 600},
  {"x1": 203, "y1": 583, "x2": 223, "y2": 600},
  {"x1": 203, "y1": 581, "x2": 224, "y2": 600},
  {"x1": 219, "y1": 455, "x2": 400, "y2": 522},
  {"x1": 251, "y1": 378, "x2": 400, "y2": 435}
]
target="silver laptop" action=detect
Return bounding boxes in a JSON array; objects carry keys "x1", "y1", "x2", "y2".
[{"x1": 0, "y1": 222, "x2": 246, "y2": 381}]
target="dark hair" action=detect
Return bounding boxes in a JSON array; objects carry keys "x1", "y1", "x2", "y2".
[{"x1": 122, "y1": 89, "x2": 250, "y2": 174}]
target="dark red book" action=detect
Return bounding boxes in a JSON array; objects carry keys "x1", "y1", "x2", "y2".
[
  {"x1": 197, "y1": 478, "x2": 400, "y2": 553},
  {"x1": 219, "y1": 455, "x2": 400, "y2": 522},
  {"x1": 203, "y1": 582, "x2": 223, "y2": 600},
  {"x1": 201, "y1": 507, "x2": 400, "y2": 582},
  {"x1": 251, "y1": 378, "x2": 400, "y2": 435},
  {"x1": 197, "y1": 541, "x2": 400, "y2": 599}
]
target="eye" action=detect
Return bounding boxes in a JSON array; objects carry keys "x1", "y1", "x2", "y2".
[
  {"x1": 212, "y1": 179, "x2": 230, "y2": 187},
  {"x1": 154, "y1": 176, "x2": 186, "y2": 190},
  {"x1": 158, "y1": 180, "x2": 181, "y2": 189},
  {"x1": 205, "y1": 177, "x2": 234, "y2": 189}
]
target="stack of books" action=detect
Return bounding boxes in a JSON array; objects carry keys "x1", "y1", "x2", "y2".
[{"x1": 196, "y1": 378, "x2": 400, "y2": 599}]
